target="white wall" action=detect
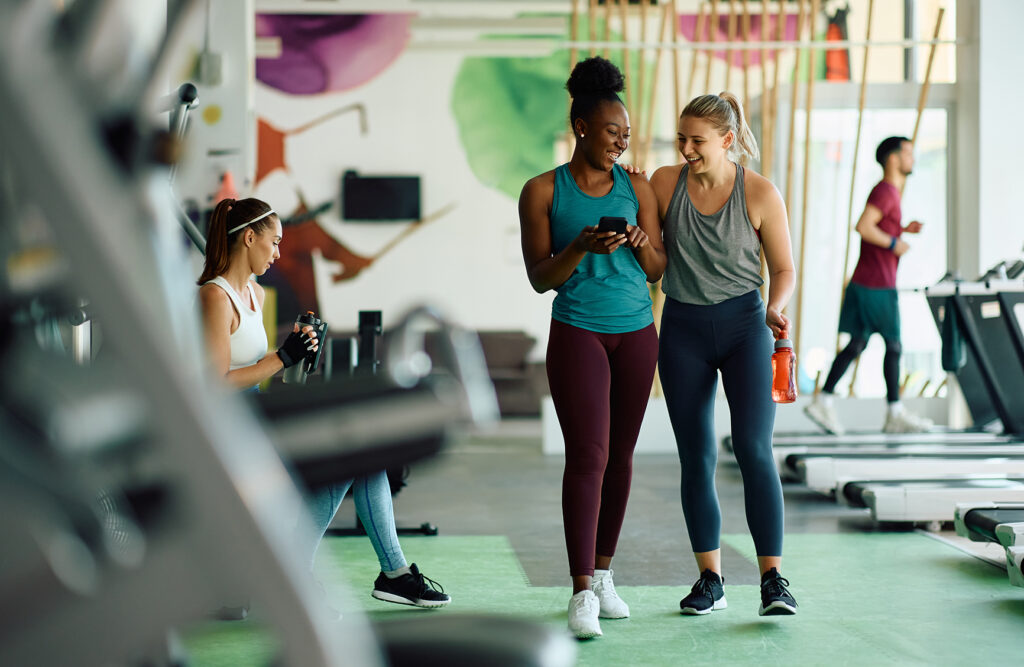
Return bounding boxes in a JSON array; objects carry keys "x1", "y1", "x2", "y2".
[
  {"x1": 253, "y1": 50, "x2": 555, "y2": 348},
  {"x1": 955, "y1": 0, "x2": 1024, "y2": 278}
]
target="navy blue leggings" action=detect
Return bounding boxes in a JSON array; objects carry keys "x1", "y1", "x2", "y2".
[{"x1": 659, "y1": 291, "x2": 784, "y2": 556}]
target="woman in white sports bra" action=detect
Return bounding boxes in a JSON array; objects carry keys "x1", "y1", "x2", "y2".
[
  {"x1": 197, "y1": 197, "x2": 317, "y2": 388},
  {"x1": 196, "y1": 197, "x2": 451, "y2": 611}
]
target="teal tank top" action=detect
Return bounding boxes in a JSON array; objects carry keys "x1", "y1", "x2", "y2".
[{"x1": 549, "y1": 163, "x2": 653, "y2": 333}]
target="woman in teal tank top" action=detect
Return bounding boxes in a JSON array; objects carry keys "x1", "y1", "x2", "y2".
[{"x1": 518, "y1": 56, "x2": 665, "y2": 640}]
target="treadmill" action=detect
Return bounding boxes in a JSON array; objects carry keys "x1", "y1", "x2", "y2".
[
  {"x1": 782, "y1": 277, "x2": 1024, "y2": 491},
  {"x1": 786, "y1": 447, "x2": 1024, "y2": 493},
  {"x1": 838, "y1": 476, "x2": 1024, "y2": 523},
  {"x1": 954, "y1": 502, "x2": 1024, "y2": 588},
  {"x1": 723, "y1": 274, "x2": 1024, "y2": 454}
]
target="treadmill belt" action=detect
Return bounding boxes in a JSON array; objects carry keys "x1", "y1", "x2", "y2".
[
  {"x1": 963, "y1": 508, "x2": 1024, "y2": 542},
  {"x1": 843, "y1": 478, "x2": 1024, "y2": 508}
]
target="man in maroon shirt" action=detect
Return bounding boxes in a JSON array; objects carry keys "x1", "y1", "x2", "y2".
[{"x1": 804, "y1": 136, "x2": 932, "y2": 434}]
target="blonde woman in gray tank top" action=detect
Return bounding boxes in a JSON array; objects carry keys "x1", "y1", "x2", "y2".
[{"x1": 647, "y1": 92, "x2": 799, "y2": 617}]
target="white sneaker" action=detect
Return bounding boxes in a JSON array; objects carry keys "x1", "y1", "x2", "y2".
[
  {"x1": 591, "y1": 569, "x2": 629, "y2": 619},
  {"x1": 804, "y1": 400, "x2": 845, "y2": 435},
  {"x1": 567, "y1": 590, "x2": 602, "y2": 639},
  {"x1": 883, "y1": 410, "x2": 934, "y2": 433}
]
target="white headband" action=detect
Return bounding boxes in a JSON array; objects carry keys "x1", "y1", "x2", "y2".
[{"x1": 228, "y1": 209, "x2": 275, "y2": 235}]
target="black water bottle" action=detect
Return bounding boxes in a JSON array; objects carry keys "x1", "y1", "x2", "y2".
[{"x1": 283, "y1": 311, "x2": 326, "y2": 384}]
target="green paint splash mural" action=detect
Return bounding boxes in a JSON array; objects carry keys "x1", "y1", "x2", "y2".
[{"x1": 451, "y1": 52, "x2": 572, "y2": 201}]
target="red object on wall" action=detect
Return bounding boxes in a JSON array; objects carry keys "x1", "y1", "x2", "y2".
[{"x1": 825, "y1": 5, "x2": 851, "y2": 81}]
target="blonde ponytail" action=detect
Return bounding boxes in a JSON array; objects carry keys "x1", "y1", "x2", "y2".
[{"x1": 680, "y1": 91, "x2": 759, "y2": 165}]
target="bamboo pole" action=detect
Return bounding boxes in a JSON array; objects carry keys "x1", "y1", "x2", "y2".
[
  {"x1": 642, "y1": 2, "x2": 673, "y2": 169},
  {"x1": 636, "y1": 0, "x2": 650, "y2": 134},
  {"x1": 756, "y1": 0, "x2": 770, "y2": 303},
  {"x1": 794, "y1": 0, "x2": 820, "y2": 363},
  {"x1": 784, "y1": 1, "x2": 807, "y2": 219},
  {"x1": 725, "y1": 0, "x2": 738, "y2": 92},
  {"x1": 603, "y1": 0, "x2": 612, "y2": 59},
  {"x1": 836, "y1": 0, "x2": 874, "y2": 355},
  {"x1": 687, "y1": 2, "x2": 708, "y2": 101},
  {"x1": 768, "y1": 0, "x2": 787, "y2": 181},
  {"x1": 620, "y1": 0, "x2": 633, "y2": 116},
  {"x1": 741, "y1": 0, "x2": 751, "y2": 114},
  {"x1": 588, "y1": 0, "x2": 597, "y2": 57},
  {"x1": 672, "y1": 0, "x2": 682, "y2": 115},
  {"x1": 705, "y1": 0, "x2": 718, "y2": 93},
  {"x1": 570, "y1": 0, "x2": 579, "y2": 68},
  {"x1": 569, "y1": 0, "x2": 579, "y2": 149},
  {"x1": 911, "y1": 7, "x2": 945, "y2": 146},
  {"x1": 758, "y1": 0, "x2": 768, "y2": 162}
]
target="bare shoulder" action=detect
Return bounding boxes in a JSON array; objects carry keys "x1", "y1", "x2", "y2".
[
  {"x1": 198, "y1": 282, "x2": 234, "y2": 325},
  {"x1": 627, "y1": 169, "x2": 655, "y2": 194},
  {"x1": 650, "y1": 163, "x2": 684, "y2": 187},
  {"x1": 649, "y1": 163, "x2": 684, "y2": 200},
  {"x1": 199, "y1": 281, "x2": 229, "y2": 308},
  {"x1": 520, "y1": 170, "x2": 556, "y2": 199},
  {"x1": 743, "y1": 167, "x2": 783, "y2": 202}
]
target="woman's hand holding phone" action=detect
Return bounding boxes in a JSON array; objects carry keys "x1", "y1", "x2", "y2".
[{"x1": 576, "y1": 216, "x2": 628, "y2": 254}]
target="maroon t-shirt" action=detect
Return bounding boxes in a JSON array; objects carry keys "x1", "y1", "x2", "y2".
[{"x1": 850, "y1": 180, "x2": 901, "y2": 288}]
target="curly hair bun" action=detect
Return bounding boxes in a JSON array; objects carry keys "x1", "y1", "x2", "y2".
[{"x1": 566, "y1": 56, "x2": 625, "y2": 98}]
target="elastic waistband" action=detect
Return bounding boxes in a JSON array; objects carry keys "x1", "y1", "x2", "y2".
[{"x1": 664, "y1": 289, "x2": 764, "y2": 320}]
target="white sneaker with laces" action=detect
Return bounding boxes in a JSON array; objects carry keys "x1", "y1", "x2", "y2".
[
  {"x1": 883, "y1": 410, "x2": 934, "y2": 433},
  {"x1": 804, "y1": 400, "x2": 845, "y2": 435},
  {"x1": 567, "y1": 589, "x2": 602, "y2": 639},
  {"x1": 591, "y1": 569, "x2": 629, "y2": 619}
]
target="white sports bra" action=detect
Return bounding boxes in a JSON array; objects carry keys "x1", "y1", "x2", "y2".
[{"x1": 205, "y1": 276, "x2": 268, "y2": 370}]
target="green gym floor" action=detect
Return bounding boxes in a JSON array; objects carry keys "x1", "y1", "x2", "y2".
[{"x1": 183, "y1": 421, "x2": 1024, "y2": 666}]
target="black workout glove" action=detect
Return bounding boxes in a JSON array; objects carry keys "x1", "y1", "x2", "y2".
[{"x1": 277, "y1": 329, "x2": 316, "y2": 368}]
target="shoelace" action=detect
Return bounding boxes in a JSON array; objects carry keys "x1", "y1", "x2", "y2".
[
  {"x1": 762, "y1": 575, "x2": 793, "y2": 602},
  {"x1": 594, "y1": 575, "x2": 616, "y2": 597},
  {"x1": 691, "y1": 575, "x2": 717, "y2": 601},
  {"x1": 413, "y1": 571, "x2": 445, "y2": 595}
]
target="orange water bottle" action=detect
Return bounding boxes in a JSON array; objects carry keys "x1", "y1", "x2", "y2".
[{"x1": 771, "y1": 335, "x2": 797, "y2": 403}]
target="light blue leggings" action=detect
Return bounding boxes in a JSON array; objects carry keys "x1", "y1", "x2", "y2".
[{"x1": 304, "y1": 470, "x2": 408, "y2": 572}]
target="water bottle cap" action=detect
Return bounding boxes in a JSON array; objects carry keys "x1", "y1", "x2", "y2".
[{"x1": 774, "y1": 338, "x2": 792, "y2": 349}]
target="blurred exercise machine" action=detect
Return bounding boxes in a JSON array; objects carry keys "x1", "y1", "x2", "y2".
[{"x1": 0, "y1": 2, "x2": 573, "y2": 666}]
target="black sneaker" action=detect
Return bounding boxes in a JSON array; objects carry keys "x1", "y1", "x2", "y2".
[
  {"x1": 371, "y1": 563, "x2": 450, "y2": 608},
  {"x1": 679, "y1": 569, "x2": 727, "y2": 615},
  {"x1": 758, "y1": 568, "x2": 797, "y2": 616}
]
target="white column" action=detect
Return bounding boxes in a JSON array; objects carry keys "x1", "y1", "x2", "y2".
[{"x1": 955, "y1": 0, "x2": 1024, "y2": 279}]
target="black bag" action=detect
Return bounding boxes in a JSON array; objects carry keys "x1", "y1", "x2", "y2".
[{"x1": 941, "y1": 296, "x2": 966, "y2": 372}]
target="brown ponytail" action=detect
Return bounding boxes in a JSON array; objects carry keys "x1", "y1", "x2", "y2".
[{"x1": 197, "y1": 197, "x2": 276, "y2": 285}]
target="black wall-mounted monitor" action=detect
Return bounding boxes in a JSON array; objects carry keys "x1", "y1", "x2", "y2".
[{"x1": 341, "y1": 170, "x2": 421, "y2": 221}]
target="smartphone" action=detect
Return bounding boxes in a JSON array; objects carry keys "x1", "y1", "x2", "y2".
[{"x1": 597, "y1": 216, "x2": 628, "y2": 235}]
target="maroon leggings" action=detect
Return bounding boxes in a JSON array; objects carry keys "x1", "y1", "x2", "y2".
[{"x1": 546, "y1": 319, "x2": 659, "y2": 577}]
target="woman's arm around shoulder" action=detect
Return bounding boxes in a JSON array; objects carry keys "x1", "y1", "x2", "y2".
[
  {"x1": 626, "y1": 171, "x2": 667, "y2": 282},
  {"x1": 744, "y1": 169, "x2": 796, "y2": 338}
]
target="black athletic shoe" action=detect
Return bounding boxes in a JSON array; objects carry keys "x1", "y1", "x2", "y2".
[
  {"x1": 680, "y1": 569, "x2": 727, "y2": 615},
  {"x1": 758, "y1": 568, "x2": 797, "y2": 616},
  {"x1": 372, "y1": 563, "x2": 450, "y2": 608}
]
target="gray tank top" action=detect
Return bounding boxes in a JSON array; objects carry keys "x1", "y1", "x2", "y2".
[{"x1": 662, "y1": 162, "x2": 764, "y2": 305}]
